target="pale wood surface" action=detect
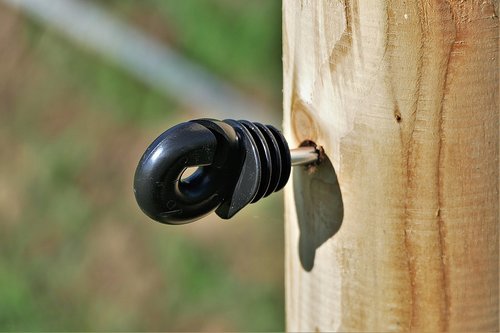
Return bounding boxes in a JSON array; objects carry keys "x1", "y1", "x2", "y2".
[{"x1": 283, "y1": 1, "x2": 499, "y2": 331}]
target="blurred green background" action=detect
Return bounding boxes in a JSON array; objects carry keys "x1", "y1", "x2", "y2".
[{"x1": 0, "y1": 0, "x2": 285, "y2": 331}]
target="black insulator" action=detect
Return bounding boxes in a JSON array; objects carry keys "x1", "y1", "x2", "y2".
[{"x1": 134, "y1": 118, "x2": 292, "y2": 225}]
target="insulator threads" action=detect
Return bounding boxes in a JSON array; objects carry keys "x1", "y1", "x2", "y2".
[{"x1": 232, "y1": 120, "x2": 291, "y2": 202}]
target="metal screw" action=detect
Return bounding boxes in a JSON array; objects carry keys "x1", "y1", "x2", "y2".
[{"x1": 291, "y1": 146, "x2": 319, "y2": 166}]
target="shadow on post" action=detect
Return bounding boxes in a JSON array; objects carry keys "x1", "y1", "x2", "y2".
[{"x1": 293, "y1": 154, "x2": 343, "y2": 271}]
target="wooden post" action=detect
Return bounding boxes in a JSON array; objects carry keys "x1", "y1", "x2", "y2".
[{"x1": 283, "y1": 1, "x2": 498, "y2": 331}]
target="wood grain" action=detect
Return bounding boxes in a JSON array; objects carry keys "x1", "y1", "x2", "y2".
[{"x1": 283, "y1": 0, "x2": 499, "y2": 331}]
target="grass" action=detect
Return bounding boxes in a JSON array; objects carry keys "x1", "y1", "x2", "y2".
[
  {"x1": 97, "y1": 0, "x2": 283, "y2": 100},
  {"x1": 0, "y1": 1, "x2": 284, "y2": 331}
]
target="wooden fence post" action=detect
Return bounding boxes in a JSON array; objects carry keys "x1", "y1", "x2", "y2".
[{"x1": 283, "y1": 1, "x2": 498, "y2": 331}]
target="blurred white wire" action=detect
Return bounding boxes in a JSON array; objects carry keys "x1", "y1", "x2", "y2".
[{"x1": 2, "y1": 0, "x2": 278, "y2": 124}]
